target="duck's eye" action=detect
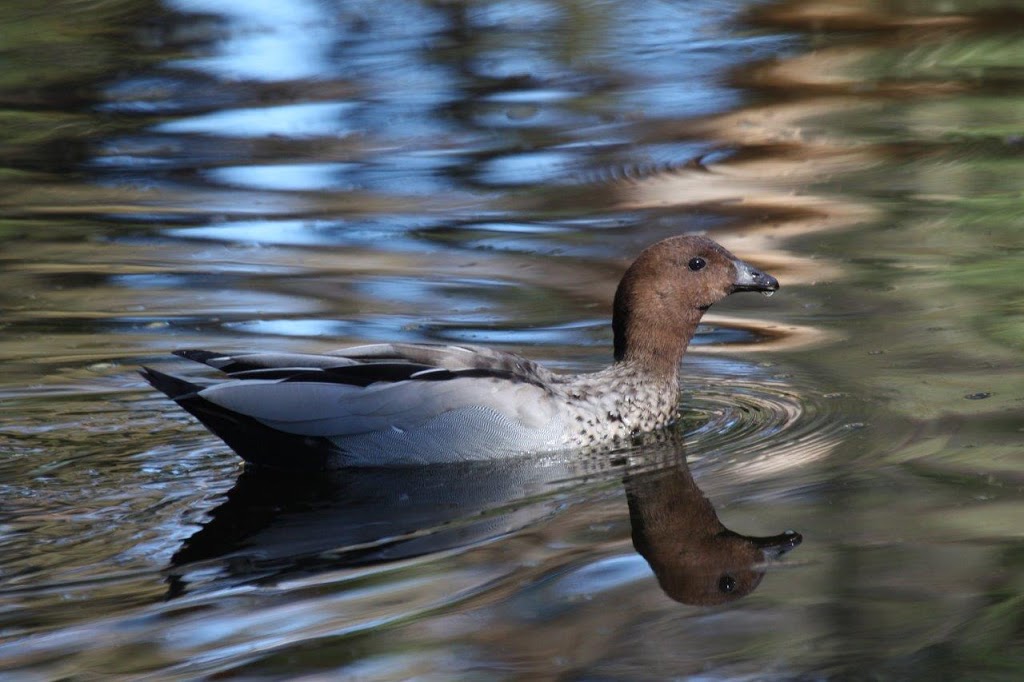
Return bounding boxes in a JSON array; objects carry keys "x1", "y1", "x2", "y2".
[
  {"x1": 688, "y1": 257, "x2": 707, "y2": 271},
  {"x1": 718, "y1": 575, "x2": 736, "y2": 593}
]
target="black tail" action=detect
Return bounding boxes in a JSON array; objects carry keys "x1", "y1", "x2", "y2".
[
  {"x1": 140, "y1": 367, "x2": 202, "y2": 401},
  {"x1": 140, "y1": 367, "x2": 337, "y2": 470}
]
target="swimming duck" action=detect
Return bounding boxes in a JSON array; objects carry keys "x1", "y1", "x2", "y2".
[{"x1": 142, "y1": 234, "x2": 779, "y2": 468}]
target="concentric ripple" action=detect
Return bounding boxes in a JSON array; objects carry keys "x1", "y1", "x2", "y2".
[{"x1": 679, "y1": 358, "x2": 856, "y2": 485}]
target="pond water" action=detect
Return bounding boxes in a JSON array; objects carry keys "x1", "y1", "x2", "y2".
[{"x1": 2, "y1": 0, "x2": 1023, "y2": 679}]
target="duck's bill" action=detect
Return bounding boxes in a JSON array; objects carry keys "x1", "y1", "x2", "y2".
[
  {"x1": 731, "y1": 259, "x2": 780, "y2": 294},
  {"x1": 749, "y1": 529, "x2": 803, "y2": 558}
]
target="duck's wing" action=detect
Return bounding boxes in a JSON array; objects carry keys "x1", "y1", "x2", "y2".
[
  {"x1": 175, "y1": 342, "x2": 558, "y2": 385},
  {"x1": 194, "y1": 373, "x2": 559, "y2": 439},
  {"x1": 144, "y1": 344, "x2": 567, "y2": 466}
]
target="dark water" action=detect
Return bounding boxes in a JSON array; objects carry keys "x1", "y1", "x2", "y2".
[{"x1": 2, "y1": 0, "x2": 1023, "y2": 679}]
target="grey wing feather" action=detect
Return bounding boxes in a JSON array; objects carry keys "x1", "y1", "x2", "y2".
[
  {"x1": 176, "y1": 343, "x2": 558, "y2": 387},
  {"x1": 176, "y1": 342, "x2": 561, "y2": 385},
  {"x1": 328, "y1": 343, "x2": 558, "y2": 384},
  {"x1": 198, "y1": 376, "x2": 560, "y2": 439},
  {"x1": 176, "y1": 350, "x2": 360, "y2": 374}
]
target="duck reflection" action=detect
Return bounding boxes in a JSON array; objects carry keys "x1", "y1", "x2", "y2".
[
  {"x1": 166, "y1": 458, "x2": 570, "y2": 598},
  {"x1": 167, "y1": 446, "x2": 800, "y2": 604},
  {"x1": 626, "y1": 463, "x2": 800, "y2": 606}
]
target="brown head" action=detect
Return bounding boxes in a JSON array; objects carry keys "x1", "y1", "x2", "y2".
[{"x1": 612, "y1": 235, "x2": 779, "y2": 376}]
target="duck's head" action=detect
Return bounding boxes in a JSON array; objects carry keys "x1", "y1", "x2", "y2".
[{"x1": 612, "y1": 235, "x2": 779, "y2": 368}]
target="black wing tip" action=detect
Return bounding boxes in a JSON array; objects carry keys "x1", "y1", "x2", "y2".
[
  {"x1": 139, "y1": 366, "x2": 202, "y2": 400},
  {"x1": 173, "y1": 349, "x2": 222, "y2": 363}
]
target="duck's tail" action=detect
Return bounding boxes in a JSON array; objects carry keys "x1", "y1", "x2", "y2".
[
  {"x1": 140, "y1": 367, "x2": 338, "y2": 470},
  {"x1": 139, "y1": 366, "x2": 202, "y2": 401}
]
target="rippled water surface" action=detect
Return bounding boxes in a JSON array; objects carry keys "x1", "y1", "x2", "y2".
[{"x1": 2, "y1": 0, "x2": 1023, "y2": 679}]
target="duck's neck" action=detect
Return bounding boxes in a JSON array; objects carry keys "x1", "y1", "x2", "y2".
[{"x1": 612, "y1": 303, "x2": 705, "y2": 380}]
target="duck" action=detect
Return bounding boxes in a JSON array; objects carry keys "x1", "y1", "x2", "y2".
[{"x1": 141, "y1": 234, "x2": 779, "y2": 468}]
